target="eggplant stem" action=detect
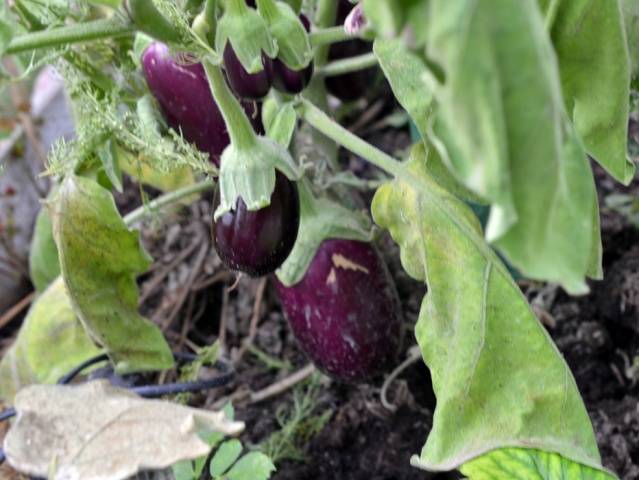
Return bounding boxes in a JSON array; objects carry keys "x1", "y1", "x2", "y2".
[
  {"x1": 317, "y1": 52, "x2": 378, "y2": 77},
  {"x1": 202, "y1": 60, "x2": 259, "y2": 151},
  {"x1": 123, "y1": 179, "x2": 215, "y2": 226},
  {"x1": 6, "y1": 18, "x2": 135, "y2": 55},
  {"x1": 309, "y1": 26, "x2": 354, "y2": 47}
]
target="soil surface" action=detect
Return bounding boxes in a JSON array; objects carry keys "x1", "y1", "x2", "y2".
[{"x1": 2, "y1": 101, "x2": 639, "y2": 480}]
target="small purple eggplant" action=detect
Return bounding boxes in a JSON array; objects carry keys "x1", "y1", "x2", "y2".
[
  {"x1": 212, "y1": 172, "x2": 300, "y2": 277},
  {"x1": 142, "y1": 42, "x2": 262, "y2": 165},
  {"x1": 223, "y1": 43, "x2": 271, "y2": 100},
  {"x1": 264, "y1": 14, "x2": 313, "y2": 94},
  {"x1": 274, "y1": 239, "x2": 402, "y2": 382}
]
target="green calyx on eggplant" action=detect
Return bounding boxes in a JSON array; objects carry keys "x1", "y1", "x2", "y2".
[
  {"x1": 264, "y1": 13, "x2": 314, "y2": 94},
  {"x1": 211, "y1": 135, "x2": 301, "y2": 276},
  {"x1": 141, "y1": 41, "x2": 263, "y2": 166}
]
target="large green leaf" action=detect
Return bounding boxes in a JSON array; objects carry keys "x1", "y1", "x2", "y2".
[
  {"x1": 461, "y1": 447, "x2": 616, "y2": 480},
  {"x1": 371, "y1": 144, "x2": 607, "y2": 475},
  {"x1": 622, "y1": 0, "x2": 639, "y2": 79},
  {"x1": 421, "y1": 0, "x2": 600, "y2": 294},
  {"x1": 0, "y1": 278, "x2": 102, "y2": 403},
  {"x1": 540, "y1": 0, "x2": 634, "y2": 184},
  {"x1": 50, "y1": 175, "x2": 174, "y2": 373}
]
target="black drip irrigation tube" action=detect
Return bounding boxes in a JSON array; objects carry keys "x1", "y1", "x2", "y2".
[{"x1": 0, "y1": 351, "x2": 235, "y2": 465}]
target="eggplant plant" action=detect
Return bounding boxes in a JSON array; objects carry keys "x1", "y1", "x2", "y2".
[{"x1": 0, "y1": 0, "x2": 635, "y2": 479}]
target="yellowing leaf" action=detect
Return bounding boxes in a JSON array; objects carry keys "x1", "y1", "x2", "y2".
[
  {"x1": 4, "y1": 380, "x2": 244, "y2": 480},
  {"x1": 0, "y1": 278, "x2": 101, "y2": 403},
  {"x1": 461, "y1": 447, "x2": 617, "y2": 480},
  {"x1": 50, "y1": 175, "x2": 174, "y2": 374},
  {"x1": 372, "y1": 144, "x2": 607, "y2": 474}
]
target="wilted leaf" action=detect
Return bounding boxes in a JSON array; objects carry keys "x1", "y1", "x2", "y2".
[
  {"x1": 461, "y1": 447, "x2": 616, "y2": 480},
  {"x1": 540, "y1": 0, "x2": 634, "y2": 185},
  {"x1": 29, "y1": 208, "x2": 60, "y2": 292},
  {"x1": 422, "y1": 0, "x2": 600, "y2": 293},
  {"x1": 372, "y1": 144, "x2": 607, "y2": 474},
  {"x1": 4, "y1": 380, "x2": 244, "y2": 480},
  {"x1": 50, "y1": 175, "x2": 174, "y2": 373},
  {"x1": 0, "y1": 278, "x2": 101, "y2": 402}
]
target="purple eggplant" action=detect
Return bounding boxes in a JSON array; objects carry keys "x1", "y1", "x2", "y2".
[
  {"x1": 264, "y1": 14, "x2": 314, "y2": 94},
  {"x1": 223, "y1": 43, "x2": 271, "y2": 100},
  {"x1": 274, "y1": 239, "x2": 402, "y2": 382},
  {"x1": 212, "y1": 172, "x2": 300, "y2": 277},
  {"x1": 142, "y1": 42, "x2": 262, "y2": 165},
  {"x1": 325, "y1": 0, "x2": 376, "y2": 101}
]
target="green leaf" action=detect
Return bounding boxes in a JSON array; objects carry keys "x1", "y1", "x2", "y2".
[
  {"x1": 460, "y1": 447, "x2": 617, "y2": 480},
  {"x1": 172, "y1": 460, "x2": 195, "y2": 480},
  {"x1": 361, "y1": 0, "x2": 429, "y2": 46},
  {"x1": 210, "y1": 440, "x2": 243, "y2": 476},
  {"x1": 373, "y1": 38, "x2": 483, "y2": 205},
  {"x1": 0, "y1": 278, "x2": 102, "y2": 403},
  {"x1": 540, "y1": 0, "x2": 634, "y2": 185},
  {"x1": 50, "y1": 175, "x2": 174, "y2": 374},
  {"x1": 97, "y1": 139, "x2": 123, "y2": 193},
  {"x1": 226, "y1": 452, "x2": 275, "y2": 480},
  {"x1": 0, "y1": 4, "x2": 13, "y2": 56},
  {"x1": 424, "y1": 0, "x2": 600, "y2": 294},
  {"x1": 622, "y1": 0, "x2": 639, "y2": 79},
  {"x1": 29, "y1": 208, "x2": 60, "y2": 293},
  {"x1": 263, "y1": 99, "x2": 297, "y2": 148},
  {"x1": 371, "y1": 144, "x2": 607, "y2": 474}
]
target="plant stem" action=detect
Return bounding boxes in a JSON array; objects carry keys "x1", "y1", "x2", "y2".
[
  {"x1": 257, "y1": 0, "x2": 279, "y2": 23},
  {"x1": 123, "y1": 179, "x2": 215, "y2": 226},
  {"x1": 318, "y1": 52, "x2": 377, "y2": 77},
  {"x1": 202, "y1": 59, "x2": 257, "y2": 151},
  {"x1": 6, "y1": 18, "x2": 135, "y2": 54},
  {"x1": 297, "y1": 99, "x2": 402, "y2": 177},
  {"x1": 309, "y1": 26, "x2": 352, "y2": 47},
  {"x1": 313, "y1": 0, "x2": 338, "y2": 67}
]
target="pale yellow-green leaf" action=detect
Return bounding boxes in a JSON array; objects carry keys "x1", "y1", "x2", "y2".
[
  {"x1": 0, "y1": 278, "x2": 101, "y2": 403},
  {"x1": 372, "y1": 144, "x2": 606, "y2": 474},
  {"x1": 50, "y1": 175, "x2": 174, "y2": 374}
]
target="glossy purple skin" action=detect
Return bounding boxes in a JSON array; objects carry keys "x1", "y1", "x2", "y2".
[
  {"x1": 274, "y1": 239, "x2": 402, "y2": 382},
  {"x1": 141, "y1": 42, "x2": 263, "y2": 166},
  {"x1": 264, "y1": 14, "x2": 314, "y2": 94},
  {"x1": 212, "y1": 172, "x2": 300, "y2": 277},
  {"x1": 223, "y1": 43, "x2": 271, "y2": 99}
]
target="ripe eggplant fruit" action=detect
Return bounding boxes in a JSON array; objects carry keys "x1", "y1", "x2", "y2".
[
  {"x1": 212, "y1": 172, "x2": 300, "y2": 277},
  {"x1": 142, "y1": 42, "x2": 263, "y2": 165},
  {"x1": 264, "y1": 14, "x2": 313, "y2": 94},
  {"x1": 223, "y1": 43, "x2": 271, "y2": 100},
  {"x1": 274, "y1": 239, "x2": 402, "y2": 382}
]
